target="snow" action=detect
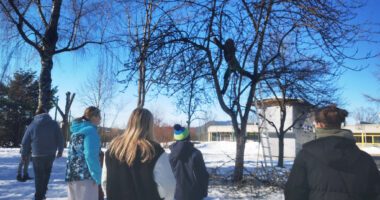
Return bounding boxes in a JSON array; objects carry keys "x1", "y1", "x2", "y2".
[
  {"x1": 2, "y1": 141, "x2": 377, "y2": 199},
  {"x1": 360, "y1": 146, "x2": 380, "y2": 155},
  {"x1": 0, "y1": 148, "x2": 67, "y2": 200}
]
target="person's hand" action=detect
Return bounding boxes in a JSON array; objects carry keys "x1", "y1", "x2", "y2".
[{"x1": 56, "y1": 152, "x2": 62, "y2": 158}]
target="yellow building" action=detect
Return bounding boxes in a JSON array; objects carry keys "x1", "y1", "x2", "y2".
[{"x1": 344, "y1": 124, "x2": 380, "y2": 146}]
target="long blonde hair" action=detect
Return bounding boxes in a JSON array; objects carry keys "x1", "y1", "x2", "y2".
[{"x1": 108, "y1": 108, "x2": 156, "y2": 166}]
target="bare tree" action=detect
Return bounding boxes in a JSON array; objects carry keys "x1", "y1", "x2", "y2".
[
  {"x1": 80, "y1": 62, "x2": 117, "y2": 110},
  {"x1": 80, "y1": 60, "x2": 118, "y2": 134},
  {"x1": 117, "y1": 0, "x2": 184, "y2": 108},
  {"x1": 166, "y1": 50, "x2": 213, "y2": 130},
  {"x1": 257, "y1": 47, "x2": 339, "y2": 167},
  {"x1": 163, "y1": 0, "x2": 375, "y2": 181},
  {"x1": 364, "y1": 68, "x2": 380, "y2": 103},
  {"x1": 0, "y1": 1, "x2": 114, "y2": 111},
  {"x1": 353, "y1": 107, "x2": 380, "y2": 124},
  {"x1": 175, "y1": 76, "x2": 211, "y2": 130}
]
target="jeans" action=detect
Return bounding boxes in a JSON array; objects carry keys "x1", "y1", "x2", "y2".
[
  {"x1": 32, "y1": 155, "x2": 55, "y2": 200},
  {"x1": 17, "y1": 155, "x2": 30, "y2": 176}
]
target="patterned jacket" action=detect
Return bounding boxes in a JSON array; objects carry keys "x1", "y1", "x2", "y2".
[{"x1": 65, "y1": 119, "x2": 101, "y2": 184}]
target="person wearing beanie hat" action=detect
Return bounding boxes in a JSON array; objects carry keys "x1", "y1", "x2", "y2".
[
  {"x1": 173, "y1": 124, "x2": 190, "y2": 141},
  {"x1": 169, "y1": 124, "x2": 209, "y2": 200},
  {"x1": 285, "y1": 105, "x2": 380, "y2": 200}
]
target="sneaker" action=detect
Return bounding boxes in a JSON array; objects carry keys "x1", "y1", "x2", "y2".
[
  {"x1": 23, "y1": 174, "x2": 33, "y2": 180},
  {"x1": 16, "y1": 174, "x2": 26, "y2": 182}
]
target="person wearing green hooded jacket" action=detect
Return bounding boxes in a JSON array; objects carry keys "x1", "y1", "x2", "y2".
[
  {"x1": 285, "y1": 105, "x2": 380, "y2": 200},
  {"x1": 65, "y1": 106, "x2": 102, "y2": 200}
]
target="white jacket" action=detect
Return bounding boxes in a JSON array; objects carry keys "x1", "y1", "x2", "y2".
[{"x1": 101, "y1": 152, "x2": 176, "y2": 200}]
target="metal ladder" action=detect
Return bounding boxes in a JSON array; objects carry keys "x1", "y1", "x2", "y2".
[{"x1": 254, "y1": 83, "x2": 274, "y2": 168}]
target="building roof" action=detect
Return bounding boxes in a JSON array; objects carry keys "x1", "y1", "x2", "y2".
[
  {"x1": 256, "y1": 98, "x2": 312, "y2": 108},
  {"x1": 344, "y1": 124, "x2": 380, "y2": 133}
]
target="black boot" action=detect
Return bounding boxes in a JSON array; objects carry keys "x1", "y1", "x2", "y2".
[
  {"x1": 23, "y1": 174, "x2": 33, "y2": 181},
  {"x1": 16, "y1": 174, "x2": 26, "y2": 182}
]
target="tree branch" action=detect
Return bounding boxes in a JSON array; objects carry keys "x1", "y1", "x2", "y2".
[
  {"x1": 55, "y1": 41, "x2": 103, "y2": 54},
  {"x1": 36, "y1": 0, "x2": 48, "y2": 27},
  {"x1": 8, "y1": 0, "x2": 44, "y2": 40}
]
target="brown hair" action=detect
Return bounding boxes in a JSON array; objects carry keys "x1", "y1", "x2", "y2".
[
  {"x1": 108, "y1": 108, "x2": 156, "y2": 166},
  {"x1": 314, "y1": 105, "x2": 348, "y2": 128},
  {"x1": 75, "y1": 106, "x2": 101, "y2": 122}
]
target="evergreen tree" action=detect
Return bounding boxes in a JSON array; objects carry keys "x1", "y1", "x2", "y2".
[{"x1": 0, "y1": 70, "x2": 55, "y2": 147}]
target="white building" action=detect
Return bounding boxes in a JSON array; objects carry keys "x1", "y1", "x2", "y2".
[
  {"x1": 206, "y1": 99, "x2": 380, "y2": 159},
  {"x1": 207, "y1": 99, "x2": 313, "y2": 158}
]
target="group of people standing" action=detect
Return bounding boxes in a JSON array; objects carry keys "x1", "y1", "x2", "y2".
[
  {"x1": 21, "y1": 106, "x2": 209, "y2": 200},
  {"x1": 19, "y1": 104, "x2": 380, "y2": 200}
]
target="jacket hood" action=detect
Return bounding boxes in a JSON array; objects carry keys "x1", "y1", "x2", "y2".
[
  {"x1": 70, "y1": 120, "x2": 96, "y2": 136},
  {"x1": 303, "y1": 136, "x2": 361, "y2": 171},
  {"x1": 169, "y1": 140, "x2": 194, "y2": 161},
  {"x1": 33, "y1": 113, "x2": 52, "y2": 124},
  {"x1": 315, "y1": 128, "x2": 355, "y2": 141}
]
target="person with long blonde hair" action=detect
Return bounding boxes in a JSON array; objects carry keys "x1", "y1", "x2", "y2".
[
  {"x1": 65, "y1": 106, "x2": 102, "y2": 200},
  {"x1": 102, "y1": 108, "x2": 175, "y2": 200}
]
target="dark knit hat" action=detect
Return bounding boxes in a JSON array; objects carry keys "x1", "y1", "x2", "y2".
[{"x1": 173, "y1": 124, "x2": 189, "y2": 141}]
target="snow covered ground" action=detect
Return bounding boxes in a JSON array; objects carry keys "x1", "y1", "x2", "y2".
[
  {"x1": 0, "y1": 148, "x2": 68, "y2": 200},
  {"x1": 1, "y1": 141, "x2": 379, "y2": 199}
]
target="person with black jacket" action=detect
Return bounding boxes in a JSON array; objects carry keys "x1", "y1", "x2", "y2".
[
  {"x1": 285, "y1": 105, "x2": 380, "y2": 200},
  {"x1": 102, "y1": 108, "x2": 175, "y2": 200},
  {"x1": 169, "y1": 124, "x2": 209, "y2": 200}
]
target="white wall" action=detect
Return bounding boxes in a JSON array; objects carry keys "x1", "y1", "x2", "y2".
[
  {"x1": 268, "y1": 137, "x2": 296, "y2": 158},
  {"x1": 207, "y1": 124, "x2": 258, "y2": 133},
  {"x1": 261, "y1": 105, "x2": 295, "y2": 133}
]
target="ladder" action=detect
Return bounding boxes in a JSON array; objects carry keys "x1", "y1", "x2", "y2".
[{"x1": 254, "y1": 83, "x2": 273, "y2": 168}]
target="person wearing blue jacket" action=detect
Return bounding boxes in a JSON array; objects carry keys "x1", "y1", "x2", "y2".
[
  {"x1": 169, "y1": 124, "x2": 209, "y2": 200},
  {"x1": 65, "y1": 106, "x2": 102, "y2": 200},
  {"x1": 21, "y1": 108, "x2": 64, "y2": 200}
]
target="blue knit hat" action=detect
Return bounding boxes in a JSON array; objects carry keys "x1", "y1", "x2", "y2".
[{"x1": 173, "y1": 124, "x2": 189, "y2": 141}]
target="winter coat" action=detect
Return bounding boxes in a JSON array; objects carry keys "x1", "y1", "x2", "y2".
[
  {"x1": 285, "y1": 135, "x2": 380, "y2": 200},
  {"x1": 21, "y1": 113, "x2": 63, "y2": 157},
  {"x1": 169, "y1": 140, "x2": 209, "y2": 200},
  {"x1": 104, "y1": 142, "x2": 176, "y2": 200},
  {"x1": 65, "y1": 120, "x2": 101, "y2": 185}
]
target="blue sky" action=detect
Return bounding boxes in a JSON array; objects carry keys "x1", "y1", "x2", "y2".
[{"x1": 3, "y1": 1, "x2": 380, "y2": 127}]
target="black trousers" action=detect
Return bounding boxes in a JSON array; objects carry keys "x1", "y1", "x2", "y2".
[{"x1": 32, "y1": 155, "x2": 55, "y2": 200}]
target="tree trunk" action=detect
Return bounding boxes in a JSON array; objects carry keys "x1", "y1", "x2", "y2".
[
  {"x1": 52, "y1": 92, "x2": 75, "y2": 147},
  {"x1": 62, "y1": 120, "x2": 69, "y2": 147},
  {"x1": 137, "y1": 60, "x2": 146, "y2": 108},
  {"x1": 37, "y1": 54, "x2": 53, "y2": 112},
  {"x1": 233, "y1": 132, "x2": 246, "y2": 181},
  {"x1": 278, "y1": 133, "x2": 284, "y2": 167}
]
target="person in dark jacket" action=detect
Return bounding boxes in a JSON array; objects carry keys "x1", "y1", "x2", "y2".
[
  {"x1": 21, "y1": 107, "x2": 64, "y2": 200},
  {"x1": 104, "y1": 108, "x2": 175, "y2": 200},
  {"x1": 285, "y1": 105, "x2": 380, "y2": 200},
  {"x1": 169, "y1": 124, "x2": 209, "y2": 200}
]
